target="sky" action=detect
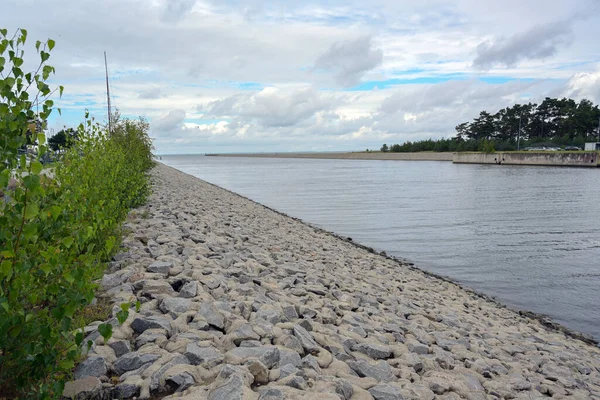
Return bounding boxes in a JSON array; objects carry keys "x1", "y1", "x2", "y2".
[{"x1": 2, "y1": 0, "x2": 600, "y2": 154}]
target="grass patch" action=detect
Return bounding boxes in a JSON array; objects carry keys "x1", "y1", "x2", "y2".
[{"x1": 76, "y1": 295, "x2": 113, "y2": 327}]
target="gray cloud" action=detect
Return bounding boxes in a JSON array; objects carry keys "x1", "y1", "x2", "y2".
[
  {"x1": 152, "y1": 109, "x2": 186, "y2": 133},
  {"x1": 162, "y1": 0, "x2": 196, "y2": 23},
  {"x1": 473, "y1": 21, "x2": 574, "y2": 69},
  {"x1": 314, "y1": 36, "x2": 383, "y2": 87},
  {"x1": 139, "y1": 87, "x2": 168, "y2": 99}
]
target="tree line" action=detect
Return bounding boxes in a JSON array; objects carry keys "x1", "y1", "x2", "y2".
[{"x1": 380, "y1": 97, "x2": 600, "y2": 152}]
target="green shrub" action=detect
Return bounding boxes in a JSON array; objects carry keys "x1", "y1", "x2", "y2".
[{"x1": 0, "y1": 29, "x2": 154, "y2": 399}]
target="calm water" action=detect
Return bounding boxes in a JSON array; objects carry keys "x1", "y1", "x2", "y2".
[{"x1": 161, "y1": 155, "x2": 600, "y2": 340}]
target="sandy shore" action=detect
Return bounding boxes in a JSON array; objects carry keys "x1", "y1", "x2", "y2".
[
  {"x1": 207, "y1": 152, "x2": 454, "y2": 161},
  {"x1": 66, "y1": 163, "x2": 600, "y2": 399}
]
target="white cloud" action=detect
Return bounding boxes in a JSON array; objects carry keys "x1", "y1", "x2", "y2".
[
  {"x1": 201, "y1": 86, "x2": 342, "y2": 127},
  {"x1": 314, "y1": 36, "x2": 383, "y2": 86},
  {"x1": 562, "y1": 65, "x2": 600, "y2": 103}
]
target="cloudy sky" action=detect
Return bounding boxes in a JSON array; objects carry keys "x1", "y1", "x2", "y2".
[{"x1": 2, "y1": 0, "x2": 600, "y2": 154}]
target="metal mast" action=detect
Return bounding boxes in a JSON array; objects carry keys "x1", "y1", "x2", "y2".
[{"x1": 104, "y1": 51, "x2": 112, "y2": 135}]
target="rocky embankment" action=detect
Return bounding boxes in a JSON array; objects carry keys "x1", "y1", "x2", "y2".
[{"x1": 65, "y1": 163, "x2": 600, "y2": 399}]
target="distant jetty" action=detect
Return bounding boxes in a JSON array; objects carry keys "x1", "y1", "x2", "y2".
[
  {"x1": 208, "y1": 151, "x2": 600, "y2": 167},
  {"x1": 207, "y1": 152, "x2": 453, "y2": 161}
]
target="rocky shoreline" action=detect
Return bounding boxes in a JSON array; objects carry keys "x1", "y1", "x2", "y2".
[{"x1": 65, "y1": 162, "x2": 600, "y2": 399}]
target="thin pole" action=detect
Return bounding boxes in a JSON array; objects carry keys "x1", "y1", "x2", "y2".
[
  {"x1": 104, "y1": 51, "x2": 112, "y2": 135},
  {"x1": 517, "y1": 112, "x2": 522, "y2": 150},
  {"x1": 597, "y1": 116, "x2": 600, "y2": 142}
]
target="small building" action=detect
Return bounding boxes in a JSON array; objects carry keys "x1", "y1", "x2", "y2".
[{"x1": 584, "y1": 142, "x2": 600, "y2": 151}]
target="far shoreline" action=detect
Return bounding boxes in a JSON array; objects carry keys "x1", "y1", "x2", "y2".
[{"x1": 205, "y1": 151, "x2": 454, "y2": 161}]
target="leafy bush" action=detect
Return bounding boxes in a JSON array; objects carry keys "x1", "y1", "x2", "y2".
[{"x1": 0, "y1": 29, "x2": 153, "y2": 399}]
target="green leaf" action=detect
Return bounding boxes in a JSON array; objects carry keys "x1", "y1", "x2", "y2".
[
  {"x1": 42, "y1": 65, "x2": 53, "y2": 80},
  {"x1": 63, "y1": 237, "x2": 74, "y2": 248},
  {"x1": 1, "y1": 260, "x2": 12, "y2": 279},
  {"x1": 64, "y1": 272, "x2": 74, "y2": 283},
  {"x1": 106, "y1": 236, "x2": 116, "y2": 253},
  {"x1": 9, "y1": 325, "x2": 21, "y2": 337},
  {"x1": 64, "y1": 303, "x2": 76, "y2": 317},
  {"x1": 40, "y1": 51, "x2": 49, "y2": 63},
  {"x1": 135, "y1": 300, "x2": 141, "y2": 312},
  {"x1": 40, "y1": 264, "x2": 51, "y2": 276},
  {"x1": 75, "y1": 330, "x2": 84, "y2": 346},
  {"x1": 98, "y1": 323, "x2": 113, "y2": 341},
  {"x1": 117, "y1": 309, "x2": 128, "y2": 325},
  {"x1": 37, "y1": 132, "x2": 46, "y2": 144},
  {"x1": 0, "y1": 250, "x2": 15, "y2": 259},
  {"x1": 0, "y1": 298, "x2": 9, "y2": 312},
  {"x1": 25, "y1": 203, "x2": 39, "y2": 220},
  {"x1": 35, "y1": 40, "x2": 41, "y2": 51},
  {"x1": 58, "y1": 359, "x2": 74, "y2": 370},
  {"x1": 31, "y1": 160, "x2": 43, "y2": 175},
  {"x1": 50, "y1": 205, "x2": 62, "y2": 220},
  {"x1": 59, "y1": 85, "x2": 64, "y2": 97},
  {"x1": 47, "y1": 39, "x2": 55, "y2": 51},
  {"x1": 0, "y1": 29, "x2": 7, "y2": 37}
]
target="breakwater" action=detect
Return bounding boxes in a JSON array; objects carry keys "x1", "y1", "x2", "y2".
[
  {"x1": 206, "y1": 151, "x2": 600, "y2": 167},
  {"x1": 453, "y1": 151, "x2": 600, "y2": 167},
  {"x1": 66, "y1": 163, "x2": 600, "y2": 399},
  {"x1": 207, "y1": 152, "x2": 454, "y2": 161}
]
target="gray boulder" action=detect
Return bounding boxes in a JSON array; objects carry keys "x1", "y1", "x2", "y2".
[
  {"x1": 147, "y1": 260, "x2": 173, "y2": 274},
  {"x1": 368, "y1": 384, "x2": 404, "y2": 400},
  {"x1": 225, "y1": 346, "x2": 280, "y2": 369},
  {"x1": 63, "y1": 377, "x2": 102, "y2": 399},
  {"x1": 347, "y1": 359, "x2": 395, "y2": 382},
  {"x1": 131, "y1": 315, "x2": 172, "y2": 335},
  {"x1": 208, "y1": 374, "x2": 245, "y2": 400},
  {"x1": 114, "y1": 352, "x2": 161, "y2": 375},
  {"x1": 180, "y1": 281, "x2": 198, "y2": 298},
  {"x1": 150, "y1": 354, "x2": 190, "y2": 391},
  {"x1": 166, "y1": 371, "x2": 195, "y2": 392},
  {"x1": 108, "y1": 340, "x2": 131, "y2": 358},
  {"x1": 159, "y1": 297, "x2": 192, "y2": 314},
  {"x1": 278, "y1": 348, "x2": 302, "y2": 368},
  {"x1": 259, "y1": 388, "x2": 285, "y2": 400},
  {"x1": 293, "y1": 325, "x2": 320, "y2": 354},
  {"x1": 199, "y1": 302, "x2": 225, "y2": 330},
  {"x1": 112, "y1": 383, "x2": 141, "y2": 399},
  {"x1": 73, "y1": 356, "x2": 107, "y2": 380},
  {"x1": 185, "y1": 343, "x2": 223, "y2": 366},
  {"x1": 353, "y1": 343, "x2": 392, "y2": 360}
]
